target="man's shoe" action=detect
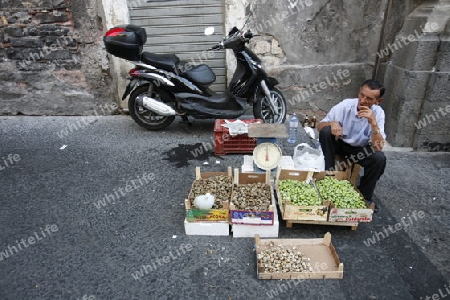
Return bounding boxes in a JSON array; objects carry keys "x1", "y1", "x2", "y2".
[{"x1": 366, "y1": 200, "x2": 380, "y2": 213}]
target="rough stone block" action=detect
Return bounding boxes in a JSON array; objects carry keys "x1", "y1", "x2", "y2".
[
  {"x1": 3, "y1": 11, "x2": 32, "y2": 25},
  {"x1": 0, "y1": 0, "x2": 13, "y2": 9},
  {"x1": 7, "y1": 46, "x2": 71, "y2": 62},
  {"x1": 55, "y1": 61, "x2": 82, "y2": 70},
  {"x1": 390, "y1": 34, "x2": 440, "y2": 71},
  {"x1": 436, "y1": 37, "x2": 450, "y2": 72},
  {"x1": 381, "y1": 64, "x2": 432, "y2": 147},
  {"x1": 414, "y1": 101, "x2": 450, "y2": 134},
  {"x1": 2, "y1": 0, "x2": 54, "y2": 9},
  {"x1": 44, "y1": 35, "x2": 77, "y2": 48},
  {"x1": 28, "y1": 24, "x2": 70, "y2": 36},
  {"x1": 16, "y1": 60, "x2": 55, "y2": 71},
  {"x1": 4, "y1": 26, "x2": 23, "y2": 37},
  {"x1": 414, "y1": 133, "x2": 450, "y2": 152},
  {"x1": 52, "y1": 0, "x2": 68, "y2": 9},
  {"x1": 425, "y1": 72, "x2": 450, "y2": 103},
  {"x1": 253, "y1": 40, "x2": 271, "y2": 54},
  {"x1": 10, "y1": 37, "x2": 42, "y2": 48},
  {"x1": 35, "y1": 11, "x2": 69, "y2": 24},
  {"x1": 271, "y1": 39, "x2": 283, "y2": 55},
  {"x1": 5, "y1": 47, "x2": 42, "y2": 60},
  {"x1": 44, "y1": 49, "x2": 71, "y2": 60}
]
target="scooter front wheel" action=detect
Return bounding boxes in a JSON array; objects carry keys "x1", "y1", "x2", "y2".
[
  {"x1": 253, "y1": 87, "x2": 287, "y2": 124},
  {"x1": 128, "y1": 84, "x2": 175, "y2": 131}
]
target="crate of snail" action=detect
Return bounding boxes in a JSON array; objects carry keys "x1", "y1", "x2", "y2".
[
  {"x1": 185, "y1": 166, "x2": 233, "y2": 222},
  {"x1": 229, "y1": 169, "x2": 275, "y2": 225},
  {"x1": 255, "y1": 232, "x2": 344, "y2": 280}
]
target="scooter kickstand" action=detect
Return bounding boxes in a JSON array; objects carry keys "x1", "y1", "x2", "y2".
[{"x1": 181, "y1": 115, "x2": 193, "y2": 127}]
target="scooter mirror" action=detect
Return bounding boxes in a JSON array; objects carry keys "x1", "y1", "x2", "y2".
[{"x1": 204, "y1": 27, "x2": 215, "y2": 36}]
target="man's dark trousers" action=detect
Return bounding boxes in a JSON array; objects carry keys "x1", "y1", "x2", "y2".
[{"x1": 318, "y1": 126, "x2": 386, "y2": 202}]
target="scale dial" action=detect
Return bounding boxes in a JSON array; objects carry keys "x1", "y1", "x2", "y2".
[{"x1": 253, "y1": 142, "x2": 282, "y2": 171}]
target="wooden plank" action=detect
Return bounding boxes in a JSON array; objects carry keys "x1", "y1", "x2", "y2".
[{"x1": 284, "y1": 219, "x2": 359, "y2": 228}]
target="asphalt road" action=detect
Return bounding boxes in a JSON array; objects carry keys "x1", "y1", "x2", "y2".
[{"x1": 0, "y1": 115, "x2": 449, "y2": 300}]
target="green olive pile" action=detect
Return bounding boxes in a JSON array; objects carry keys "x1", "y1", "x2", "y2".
[
  {"x1": 278, "y1": 179, "x2": 321, "y2": 206},
  {"x1": 316, "y1": 177, "x2": 366, "y2": 208}
]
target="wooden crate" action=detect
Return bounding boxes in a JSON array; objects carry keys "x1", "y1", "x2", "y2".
[
  {"x1": 334, "y1": 155, "x2": 361, "y2": 185},
  {"x1": 185, "y1": 166, "x2": 232, "y2": 222},
  {"x1": 255, "y1": 232, "x2": 344, "y2": 279},
  {"x1": 229, "y1": 169, "x2": 275, "y2": 225},
  {"x1": 275, "y1": 169, "x2": 329, "y2": 222},
  {"x1": 315, "y1": 171, "x2": 374, "y2": 223}
]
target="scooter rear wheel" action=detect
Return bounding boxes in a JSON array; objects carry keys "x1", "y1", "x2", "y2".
[
  {"x1": 253, "y1": 87, "x2": 287, "y2": 124},
  {"x1": 128, "y1": 84, "x2": 175, "y2": 130}
]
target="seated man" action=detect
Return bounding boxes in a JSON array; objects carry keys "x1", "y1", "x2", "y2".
[{"x1": 318, "y1": 79, "x2": 387, "y2": 211}]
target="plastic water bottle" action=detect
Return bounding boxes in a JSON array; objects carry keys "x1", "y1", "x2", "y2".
[{"x1": 287, "y1": 113, "x2": 298, "y2": 143}]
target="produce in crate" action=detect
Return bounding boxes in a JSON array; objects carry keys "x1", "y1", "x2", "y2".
[
  {"x1": 316, "y1": 177, "x2": 366, "y2": 208},
  {"x1": 231, "y1": 182, "x2": 271, "y2": 211},
  {"x1": 188, "y1": 175, "x2": 232, "y2": 209},
  {"x1": 278, "y1": 179, "x2": 321, "y2": 206},
  {"x1": 257, "y1": 243, "x2": 313, "y2": 273}
]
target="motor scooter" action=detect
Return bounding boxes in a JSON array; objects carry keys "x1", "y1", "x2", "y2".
[{"x1": 104, "y1": 23, "x2": 287, "y2": 130}]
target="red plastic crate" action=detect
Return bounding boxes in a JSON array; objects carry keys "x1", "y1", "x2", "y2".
[{"x1": 214, "y1": 119, "x2": 263, "y2": 155}]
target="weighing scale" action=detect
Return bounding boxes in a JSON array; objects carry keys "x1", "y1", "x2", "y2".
[{"x1": 247, "y1": 123, "x2": 288, "y2": 174}]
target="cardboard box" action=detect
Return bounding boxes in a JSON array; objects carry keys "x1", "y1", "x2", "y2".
[
  {"x1": 185, "y1": 167, "x2": 232, "y2": 222},
  {"x1": 276, "y1": 169, "x2": 329, "y2": 222},
  {"x1": 184, "y1": 219, "x2": 230, "y2": 236},
  {"x1": 314, "y1": 171, "x2": 374, "y2": 223},
  {"x1": 232, "y1": 187, "x2": 279, "y2": 237},
  {"x1": 255, "y1": 232, "x2": 344, "y2": 280},
  {"x1": 230, "y1": 169, "x2": 275, "y2": 225}
]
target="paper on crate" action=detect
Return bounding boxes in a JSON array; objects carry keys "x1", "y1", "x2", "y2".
[{"x1": 222, "y1": 119, "x2": 261, "y2": 136}]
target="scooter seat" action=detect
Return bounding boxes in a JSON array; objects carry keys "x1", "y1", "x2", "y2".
[
  {"x1": 183, "y1": 64, "x2": 216, "y2": 86},
  {"x1": 141, "y1": 52, "x2": 180, "y2": 72}
]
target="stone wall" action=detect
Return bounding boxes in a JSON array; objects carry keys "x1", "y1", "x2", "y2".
[
  {"x1": 1, "y1": 0, "x2": 448, "y2": 151},
  {"x1": 379, "y1": 0, "x2": 450, "y2": 151},
  {"x1": 234, "y1": 0, "x2": 389, "y2": 117},
  {"x1": 0, "y1": 0, "x2": 115, "y2": 115},
  {"x1": 228, "y1": 0, "x2": 449, "y2": 151}
]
